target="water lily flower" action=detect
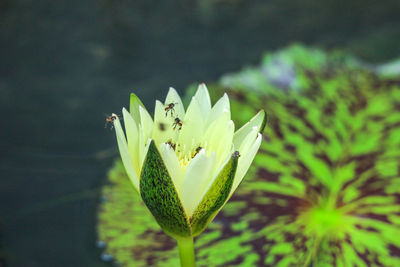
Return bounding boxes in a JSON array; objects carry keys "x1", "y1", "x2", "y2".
[{"x1": 112, "y1": 83, "x2": 265, "y2": 266}]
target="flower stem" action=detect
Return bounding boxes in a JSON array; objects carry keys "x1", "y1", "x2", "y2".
[{"x1": 177, "y1": 236, "x2": 196, "y2": 267}]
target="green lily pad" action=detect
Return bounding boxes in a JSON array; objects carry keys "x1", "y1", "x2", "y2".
[{"x1": 97, "y1": 45, "x2": 400, "y2": 266}]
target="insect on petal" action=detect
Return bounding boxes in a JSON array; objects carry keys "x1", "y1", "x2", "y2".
[
  {"x1": 165, "y1": 87, "x2": 185, "y2": 119},
  {"x1": 153, "y1": 100, "x2": 175, "y2": 146}
]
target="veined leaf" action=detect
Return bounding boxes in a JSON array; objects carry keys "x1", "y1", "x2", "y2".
[{"x1": 98, "y1": 45, "x2": 400, "y2": 267}]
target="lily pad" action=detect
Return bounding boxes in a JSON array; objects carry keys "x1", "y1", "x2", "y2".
[{"x1": 97, "y1": 45, "x2": 400, "y2": 266}]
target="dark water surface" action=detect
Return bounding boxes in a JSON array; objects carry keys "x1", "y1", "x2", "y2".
[{"x1": 1, "y1": 0, "x2": 399, "y2": 266}]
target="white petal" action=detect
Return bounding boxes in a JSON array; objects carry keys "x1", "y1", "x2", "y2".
[
  {"x1": 218, "y1": 120, "x2": 235, "y2": 165},
  {"x1": 152, "y1": 100, "x2": 175, "y2": 146},
  {"x1": 203, "y1": 111, "x2": 233, "y2": 163},
  {"x1": 138, "y1": 125, "x2": 150, "y2": 172},
  {"x1": 178, "y1": 97, "x2": 204, "y2": 156},
  {"x1": 205, "y1": 93, "x2": 230, "y2": 127},
  {"x1": 180, "y1": 150, "x2": 216, "y2": 216},
  {"x1": 165, "y1": 87, "x2": 185, "y2": 119},
  {"x1": 231, "y1": 133, "x2": 262, "y2": 195},
  {"x1": 233, "y1": 110, "x2": 265, "y2": 149},
  {"x1": 139, "y1": 105, "x2": 153, "y2": 140},
  {"x1": 114, "y1": 116, "x2": 139, "y2": 192},
  {"x1": 194, "y1": 152, "x2": 232, "y2": 209},
  {"x1": 194, "y1": 83, "x2": 211, "y2": 120},
  {"x1": 159, "y1": 142, "x2": 184, "y2": 192},
  {"x1": 238, "y1": 126, "x2": 258, "y2": 156},
  {"x1": 122, "y1": 108, "x2": 140, "y2": 174}
]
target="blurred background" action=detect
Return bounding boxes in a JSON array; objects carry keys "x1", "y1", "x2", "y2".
[{"x1": 0, "y1": 0, "x2": 399, "y2": 266}]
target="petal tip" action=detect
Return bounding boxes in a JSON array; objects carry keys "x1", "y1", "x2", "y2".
[
  {"x1": 122, "y1": 107, "x2": 129, "y2": 114},
  {"x1": 259, "y1": 109, "x2": 267, "y2": 133}
]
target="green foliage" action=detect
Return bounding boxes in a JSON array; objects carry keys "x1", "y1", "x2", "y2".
[{"x1": 98, "y1": 45, "x2": 400, "y2": 266}]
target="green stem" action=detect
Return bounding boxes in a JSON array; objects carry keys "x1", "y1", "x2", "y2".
[{"x1": 177, "y1": 236, "x2": 196, "y2": 267}]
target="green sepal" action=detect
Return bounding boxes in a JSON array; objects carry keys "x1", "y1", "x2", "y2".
[
  {"x1": 129, "y1": 92, "x2": 146, "y2": 123},
  {"x1": 140, "y1": 140, "x2": 191, "y2": 238},
  {"x1": 190, "y1": 151, "x2": 239, "y2": 236}
]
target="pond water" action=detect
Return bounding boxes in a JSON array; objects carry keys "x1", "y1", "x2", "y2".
[{"x1": 1, "y1": 0, "x2": 399, "y2": 266}]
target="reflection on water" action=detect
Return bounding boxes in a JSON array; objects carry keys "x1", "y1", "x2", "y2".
[{"x1": 0, "y1": 0, "x2": 399, "y2": 266}]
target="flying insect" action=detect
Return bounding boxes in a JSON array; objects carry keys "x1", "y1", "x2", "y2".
[
  {"x1": 172, "y1": 117, "x2": 183, "y2": 130},
  {"x1": 165, "y1": 102, "x2": 178, "y2": 117},
  {"x1": 105, "y1": 114, "x2": 119, "y2": 130}
]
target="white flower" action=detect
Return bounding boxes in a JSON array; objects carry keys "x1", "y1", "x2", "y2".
[{"x1": 113, "y1": 83, "x2": 265, "y2": 237}]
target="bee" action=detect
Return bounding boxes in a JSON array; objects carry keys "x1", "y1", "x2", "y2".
[
  {"x1": 165, "y1": 102, "x2": 178, "y2": 117},
  {"x1": 172, "y1": 117, "x2": 183, "y2": 130},
  {"x1": 105, "y1": 113, "x2": 119, "y2": 130},
  {"x1": 192, "y1": 146, "x2": 202, "y2": 158},
  {"x1": 159, "y1": 122, "x2": 166, "y2": 131},
  {"x1": 233, "y1": 151, "x2": 241, "y2": 158},
  {"x1": 166, "y1": 141, "x2": 176, "y2": 151}
]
